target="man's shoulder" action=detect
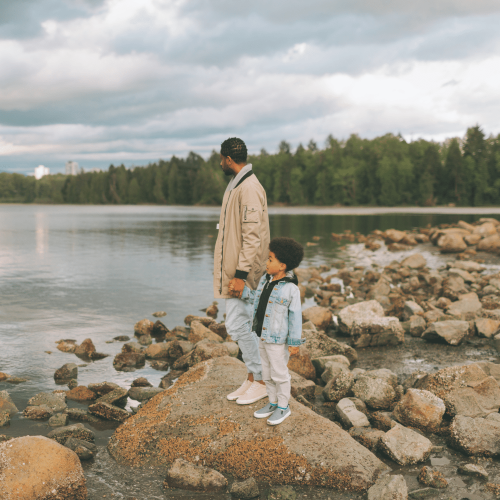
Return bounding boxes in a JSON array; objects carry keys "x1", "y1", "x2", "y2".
[{"x1": 237, "y1": 173, "x2": 266, "y2": 196}]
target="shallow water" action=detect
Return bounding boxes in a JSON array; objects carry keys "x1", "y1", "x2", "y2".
[{"x1": 2, "y1": 205, "x2": 500, "y2": 499}]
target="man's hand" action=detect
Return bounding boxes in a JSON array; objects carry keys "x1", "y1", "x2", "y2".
[
  {"x1": 228, "y1": 278, "x2": 245, "y2": 298},
  {"x1": 288, "y1": 346, "x2": 300, "y2": 356}
]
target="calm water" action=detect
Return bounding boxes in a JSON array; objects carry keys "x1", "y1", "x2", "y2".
[{"x1": 1, "y1": 205, "x2": 498, "y2": 498}]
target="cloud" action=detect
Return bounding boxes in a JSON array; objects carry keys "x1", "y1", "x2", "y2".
[{"x1": 0, "y1": 0, "x2": 500, "y2": 174}]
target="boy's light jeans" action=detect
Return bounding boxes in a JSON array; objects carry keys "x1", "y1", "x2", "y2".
[
  {"x1": 225, "y1": 298, "x2": 262, "y2": 381},
  {"x1": 259, "y1": 339, "x2": 290, "y2": 408}
]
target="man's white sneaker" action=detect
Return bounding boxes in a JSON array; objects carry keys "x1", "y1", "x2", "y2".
[
  {"x1": 227, "y1": 379, "x2": 252, "y2": 401},
  {"x1": 236, "y1": 381, "x2": 267, "y2": 405}
]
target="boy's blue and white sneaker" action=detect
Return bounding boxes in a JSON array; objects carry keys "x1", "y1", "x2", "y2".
[
  {"x1": 267, "y1": 406, "x2": 291, "y2": 426},
  {"x1": 254, "y1": 402, "x2": 277, "y2": 419}
]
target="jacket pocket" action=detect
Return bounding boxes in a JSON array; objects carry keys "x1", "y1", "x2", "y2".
[
  {"x1": 243, "y1": 205, "x2": 260, "y2": 223},
  {"x1": 271, "y1": 303, "x2": 288, "y2": 334}
]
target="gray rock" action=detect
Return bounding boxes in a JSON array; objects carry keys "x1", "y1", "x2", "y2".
[
  {"x1": 336, "y1": 398, "x2": 370, "y2": 428},
  {"x1": 348, "y1": 427, "x2": 385, "y2": 452},
  {"x1": 361, "y1": 369, "x2": 398, "y2": 388},
  {"x1": 367, "y1": 474, "x2": 408, "y2": 500},
  {"x1": 23, "y1": 405, "x2": 54, "y2": 420},
  {"x1": 303, "y1": 330, "x2": 358, "y2": 364},
  {"x1": 47, "y1": 423, "x2": 95, "y2": 445},
  {"x1": 379, "y1": 424, "x2": 433, "y2": 465},
  {"x1": 353, "y1": 377, "x2": 396, "y2": 410},
  {"x1": 64, "y1": 408, "x2": 102, "y2": 425},
  {"x1": 403, "y1": 371, "x2": 428, "y2": 392},
  {"x1": 321, "y1": 361, "x2": 350, "y2": 383},
  {"x1": 122, "y1": 341, "x2": 143, "y2": 353},
  {"x1": 446, "y1": 292, "x2": 482, "y2": 319},
  {"x1": 67, "y1": 379, "x2": 78, "y2": 390},
  {"x1": 404, "y1": 300, "x2": 424, "y2": 318},
  {"x1": 0, "y1": 390, "x2": 18, "y2": 417},
  {"x1": 338, "y1": 300, "x2": 385, "y2": 333},
  {"x1": 128, "y1": 386, "x2": 164, "y2": 402},
  {"x1": 27, "y1": 392, "x2": 67, "y2": 412},
  {"x1": 393, "y1": 389, "x2": 445, "y2": 432},
  {"x1": 96, "y1": 387, "x2": 128, "y2": 407},
  {"x1": 54, "y1": 363, "x2": 78, "y2": 381},
  {"x1": 290, "y1": 371, "x2": 316, "y2": 401},
  {"x1": 370, "y1": 411, "x2": 398, "y2": 432},
  {"x1": 165, "y1": 458, "x2": 227, "y2": 492},
  {"x1": 322, "y1": 372, "x2": 355, "y2": 402},
  {"x1": 457, "y1": 463, "x2": 488, "y2": 478},
  {"x1": 311, "y1": 355, "x2": 350, "y2": 375},
  {"x1": 422, "y1": 320, "x2": 470, "y2": 345},
  {"x1": 88, "y1": 402, "x2": 130, "y2": 422},
  {"x1": 230, "y1": 477, "x2": 259, "y2": 499},
  {"x1": 449, "y1": 415, "x2": 500, "y2": 456},
  {"x1": 65, "y1": 437, "x2": 98, "y2": 460},
  {"x1": 48, "y1": 413, "x2": 69, "y2": 427},
  {"x1": 409, "y1": 316, "x2": 426, "y2": 337}
]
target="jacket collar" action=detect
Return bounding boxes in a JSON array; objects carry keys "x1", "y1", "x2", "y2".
[
  {"x1": 265, "y1": 270, "x2": 298, "y2": 286},
  {"x1": 225, "y1": 163, "x2": 253, "y2": 193}
]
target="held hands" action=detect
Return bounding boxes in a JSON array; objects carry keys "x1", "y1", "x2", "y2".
[
  {"x1": 288, "y1": 346, "x2": 300, "y2": 355},
  {"x1": 228, "y1": 278, "x2": 245, "y2": 298}
]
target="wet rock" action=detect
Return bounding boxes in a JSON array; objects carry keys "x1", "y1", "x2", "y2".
[
  {"x1": 165, "y1": 458, "x2": 227, "y2": 492},
  {"x1": 134, "y1": 318, "x2": 154, "y2": 336},
  {"x1": 393, "y1": 389, "x2": 445, "y2": 432},
  {"x1": 128, "y1": 386, "x2": 163, "y2": 402},
  {"x1": 137, "y1": 333, "x2": 152, "y2": 345},
  {"x1": 113, "y1": 351, "x2": 146, "y2": 371},
  {"x1": 353, "y1": 377, "x2": 397, "y2": 410},
  {"x1": 323, "y1": 371, "x2": 355, "y2": 402},
  {"x1": 184, "y1": 315, "x2": 216, "y2": 327},
  {"x1": 0, "y1": 390, "x2": 18, "y2": 416},
  {"x1": 88, "y1": 402, "x2": 130, "y2": 422},
  {"x1": 152, "y1": 319, "x2": 169, "y2": 338},
  {"x1": 74, "y1": 338, "x2": 96, "y2": 357},
  {"x1": 87, "y1": 381, "x2": 120, "y2": 397},
  {"x1": 23, "y1": 405, "x2": 54, "y2": 420},
  {"x1": 152, "y1": 311, "x2": 167, "y2": 317},
  {"x1": 349, "y1": 427, "x2": 385, "y2": 452},
  {"x1": 336, "y1": 398, "x2": 370, "y2": 428},
  {"x1": 417, "y1": 466, "x2": 447, "y2": 488},
  {"x1": 446, "y1": 292, "x2": 482, "y2": 318},
  {"x1": 0, "y1": 411, "x2": 10, "y2": 427},
  {"x1": 64, "y1": 408, "x2": 102, "y2": 425},
  {"x1": 230, "y1": 476, "x2": 259, "y2": 499},
  {"x1": 287, "y1": 345, "x2": 315, "y2": 380},
  {"x1": 302, "y1": 306, "x2": 333, "y2": 330},
  {"x1": 65, "y1": 437, "x2": 98, "y2": 460},
  {"x1": 57, "y1": 340, "x2": 77, "y2": 353},
  {"x1": 131, "y1": 377, "x2": 152, "y2": 387},
  {"x1": 268, "y1": 485, "x2": 296, "y2": 499},
  {"x1": 173, "y1": 340, "x2": 230, "y2": 370},
  {"x1": 457, "y1": 463, "x2": 488, "y2": 478},
  {"x1": 159, "y1": 370, "x2": 184, "y2": 389},
  {"x1": 122, "y1": 341, "x2": 143, "y2": 353},
  {"x1": 27, "y1": 392, "x2": 67, "y2": 412},
  {"x1": 367, "y1": 474, "x2": 408, "y2": 500},
  {"x1": 68, "y1": 379, "x2": 78, "y2": 390},
  {"x1": 151, "y1": 360, "x2": 170, "y2": 370},
  {"x1": 449, "y1": 415, "x2": 500, "y2": 456},
  {"x1": 108, "y1": 356, "x2": 389, "y2": 490},
  {"x1": 66, "y1": 386, "x2": 97, "y2": 401},
  {"x1": 437, "y1": 232, "x2": 467, "y2": 253},
  {"x1": 0, "y1": 435, "x2": 87, "y2": 499},
  {"x1": 380, "y1": 424, "x2": 433, "y2": 465},
  {"x1": 48, "y1": 423, "x2": 95, "y2": 445},
  {"x1": 49, "y1": 413, "x2": 69, "y2": 427},
  {"x1": 290, "y1": 371, "x2": 316, "y2": 401},
  {"x1": 422, "y1": 320, "x2": 470, "y2": 345},
  {"x1": 476, "y1": 318, "x2": 500, "y2": 338},
  {"x1": 189, "y1": 321, "x2": 224, "y2": 343},
  {"x1": 113, "y1": 335, "x2": 130, "y2": 341},
  {"x1": 144, "y1": 341, "x2": 171, "y2": 359},
  {"x1": 97, "y1": 387, "x2": 128, "y2": 407},
  {"x1": 54, "y1": 363, "x2": 78, "y2": 381}
]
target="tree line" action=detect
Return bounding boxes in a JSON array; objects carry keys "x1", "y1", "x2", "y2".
[{"x1": 1, "y1": 125, "x2": 499, "y2": 206}]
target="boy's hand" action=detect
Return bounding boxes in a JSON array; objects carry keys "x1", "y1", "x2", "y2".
[
  {"x1": 228, "y1": 278, "x2": 245, "y2": 298},
  {"x1": 288, "y1": 346, "x2": 300, "y2": 356}
]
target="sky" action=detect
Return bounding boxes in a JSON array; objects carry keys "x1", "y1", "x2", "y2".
[{"x1": 1, "y1": 0, "x2": 500, "y2": 175}]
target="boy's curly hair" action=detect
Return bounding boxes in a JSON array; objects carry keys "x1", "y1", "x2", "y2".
[
  {"x1": 269, "y1": 237, "x2": 304, "y2": 271},
  {"x1": 221, "y1": 137, "x2": 247, "y2": 164}
]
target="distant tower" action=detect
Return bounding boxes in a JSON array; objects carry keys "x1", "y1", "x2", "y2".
[
  {"x1": 65, "y1": 161, "x2": 80, "y2": 175},
  {"x1": 34, "y1": 165, "x2": 50, "y2": 180}
]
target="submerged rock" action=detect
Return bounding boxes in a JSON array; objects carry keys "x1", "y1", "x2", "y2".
[
  {"x1": 108, "y1": 356, "x2": 389, "y2": 490},
  {"x1": 417, "y1": 466, "x2": 448, "y2": 489},
  {"x1": 47, "y1": 423, "x2": 95, "y2": 445},
  {"x1": 65, "y1": 437, "x2": 98, "y2": 460},
  {"x1": 54, "y1": 363, "x2": 78, "y2": 381},
  {"x1": 0, "y1": 436, "x2": 87, "y2": 500},
  {"x1": 27, "y1": 392, "x2": 67, "y2": 412}
]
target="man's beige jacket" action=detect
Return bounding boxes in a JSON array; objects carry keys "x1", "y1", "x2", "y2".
[{"x1": 213, "y1": 171, "x2": 270, "y2": 299}]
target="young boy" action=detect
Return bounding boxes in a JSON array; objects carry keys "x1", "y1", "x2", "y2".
[{"x1": 230, "y1": 237, "x2": 304, "y2": 425}]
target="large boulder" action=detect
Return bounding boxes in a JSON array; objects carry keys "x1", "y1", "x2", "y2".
[
  {"x1": 54, "y1": 363, "x2": 78, "y2": 381},
  {"x1": 0, "y1": 436, "x2": 87, "y2": 499},
  {"x1": 287, "y1": 345, "x2": 315, "y2": 380},
  {"x1": 302, "y1": 306, "x2": 333, "y2": 331},
  {"x1": 422, "y1": 321, "x2": 470, "y2": 345},
  {"x1": 165, "y1": 458, "x2": 227, "y2": 492},
  {"x1": 379, "y1": 424, "x2": 433, "y2": 465},
  {"x1": 188, "y1": 321, "x2": 223, "y2": 343},
  {"x1": 392, "y1": 389, "x2": 445, "y2": 432},
  {"x1": 449, "y1": 415, "x2": 500, "y2": 456},
  {"x1": 417, "y1": 364, "x2": 500, "y2": 418},
  {"x1": 108, "y1": 356, "x2": 389, "y2": 490}
]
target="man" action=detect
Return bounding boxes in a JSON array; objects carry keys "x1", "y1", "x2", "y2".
[{"x1": 213, "y1": 137, "x2": 270, "y2": 404}]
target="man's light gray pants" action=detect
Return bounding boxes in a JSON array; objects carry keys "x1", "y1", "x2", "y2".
[
  {"x1": 225, "y1": 298, "x2": 262, "y2": 381},
  {"x1": 259, "y1": 339, "x2": 291, "y2": 408}
]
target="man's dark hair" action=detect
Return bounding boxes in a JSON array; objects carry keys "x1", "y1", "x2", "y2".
[
  {"x1": 221, "y1": 137, "x2": 247, "y2": 164},
  {"x1": 269, "y1": 237, "x2": 304, "y2": 271}
]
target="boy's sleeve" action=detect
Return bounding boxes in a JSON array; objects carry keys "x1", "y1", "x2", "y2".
[
  {"x1": 241, "y1": 283, "x2": 257, "y2": 306},
  {"x1": 287, "y1": 286, "x2": 305, "y2": 346}
]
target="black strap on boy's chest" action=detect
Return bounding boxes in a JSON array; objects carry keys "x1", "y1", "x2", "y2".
[{"x1": 234, "y1": 171, "x2": 254, "y2": 189}]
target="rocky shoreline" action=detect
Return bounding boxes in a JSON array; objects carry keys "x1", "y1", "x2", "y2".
[{"x1": 3, "y1": 218, "x2": 500, "y2": 499}]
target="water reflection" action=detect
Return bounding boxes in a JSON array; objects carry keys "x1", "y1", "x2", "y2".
[{"x1": 35, "y1": 212, "x2": 48, "y2": 255}]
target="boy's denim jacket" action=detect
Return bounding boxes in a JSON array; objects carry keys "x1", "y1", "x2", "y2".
[{"x1": 241, "y1": 270, "x2": 304, "y2": 346}]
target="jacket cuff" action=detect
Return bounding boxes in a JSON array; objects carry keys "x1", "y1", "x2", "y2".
[
  {"x1": 287, "y1": 338, "x2": 305, "y2": 346},
  {"x1": 235, "y1": 269, "x2": 249, "y2": 280}
]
